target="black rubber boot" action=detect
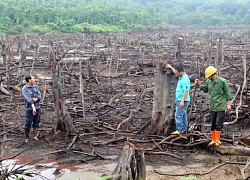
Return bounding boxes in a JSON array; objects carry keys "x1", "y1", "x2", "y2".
[
  {"x1": 33, "y1": 128, "x2": 39, "y2": 140},
  {"x1": 25, "y1": 129, "x2": 30, "y2": 143}
]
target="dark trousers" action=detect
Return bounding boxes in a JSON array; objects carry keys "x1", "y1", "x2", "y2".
[
  {"x1": 24, "y1": 109, "x2": 40, "y2": 130},
  {"x1": 210, "y1": 111, "x2": 225, "y2": 131}
]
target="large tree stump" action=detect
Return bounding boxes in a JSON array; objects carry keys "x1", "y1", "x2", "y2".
[
  {"x1": 49, "y1": 41, "x2": 75, "y2": 135},
  {"x1": 109, "y1": 141, "x2": 146, "y2": 180},
  {"x1": 151, "y1": 61, "x2": 178, "y2": 134}
]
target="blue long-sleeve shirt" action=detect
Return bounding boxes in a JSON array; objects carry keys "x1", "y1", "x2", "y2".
[{"x1": 22, "y1": 84, "x2": 41, "y2": 110}]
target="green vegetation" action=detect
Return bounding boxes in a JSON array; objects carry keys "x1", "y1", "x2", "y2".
[
  {"x1": 156, "y1": 49, "x2": 164, "y2": 53},
  {"x1": 95, "y1": 174, "x2": 121, "y2": 180},
  {"x1": 0, "y1": 0, "x2": 250, "y2": 34},
  {"x1": 140, "y1": 40, "x2": 150, "y2": 46},
  {"x1": 179, "y1": 177, "x2": 202, "y2": 180},
  {"x1": 194, "y1": 40, "x2": 201, "y2": 45},
  {"x1": 245, "y1": 30, "x2": 250, "y2": 34}
]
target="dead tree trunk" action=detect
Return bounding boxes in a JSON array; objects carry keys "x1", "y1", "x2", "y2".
[
  {"x1": 109, "y1": 141, "x2": 146, "y2": 180},
  {"x1": 21, "y1": 36, "x2": 27, "y2": 64},
  {"x1": 215, "y1": 39, "x2": 221, "y2": 75},
  {"x1": 30, "y1": 44, "x2": 40, "y2": 74},
  {"x1": 175, "y1": 37, "x2": 183, "y2": 58},
  {"x1": 49, "y1": 41, "x2": 75, "y2": 135},
  {"x1": 151, "y1": 61, "x2": 178, "y2": 134},
  {"x1": 5, "y1": 35, "x2": 10, "y2": 90}
]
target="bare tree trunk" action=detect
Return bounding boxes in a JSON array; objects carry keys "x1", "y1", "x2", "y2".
[
  {"x1": 30, "y1": 44, "x2": 40, "y2": 74},
  {"x1": 151, "y1": 61, "x2": 178, "y2": 134},
  {"x1": 21, "y1": 36, "x2": 27, "y2": 64},
  {"x1": 215, "y1": 39, "x2": 221, "y2": 76},
  {"x1": 49, "y1": 41, "x2": 75, "y2": 135},
  {"x1": 79, "y1": 52, "x2": 87, "y2": 131},
  {"x1": 5, "y1": 35, "x2": 10, "y2": 90},
  {"x1": 216, "y1": 145, "x2": 250, "y2": 156},
  {"x1": 109, "y1": 141, "x2": 146, "y2": 180}
]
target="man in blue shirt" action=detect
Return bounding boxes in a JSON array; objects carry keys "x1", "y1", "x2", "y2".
[
  {"x1": 166, "y1": 64, "x2": 190, "y2": 135},
  {"x1": 22, "y1": 75, "x2": 41, "y2": 142}
]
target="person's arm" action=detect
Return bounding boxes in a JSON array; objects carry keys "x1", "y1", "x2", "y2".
[
  {"x1": 195, "y1": 79, "x2": 202, "y2": 88},
  {"x1": 226, "y1": 100, "x2": 231, "y2": 111},
  {"x1": 180, "y1": 90, "x2": 188, "y2": 108},
  {"x1": 195, "y1": 79, "x2": 208, "y2": 93},
  {"x1": 33, "y1": 86, "x2": 41, "y2": 102},
  {"x1": 22, "y1": 87, "x2": 34, "y2": 105},
  {"x1": 22, "y1": 87, "x2": 37, "y2": 115},
  {"x1": 165, "y1": 64, "x2": 177, "y2": 75},
  {"x1": 223, "y1": 80, "x2": 233, "y2": 111}
]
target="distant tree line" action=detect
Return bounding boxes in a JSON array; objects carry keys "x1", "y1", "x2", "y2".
[{"x1": 0, "y1": 0, "x2": 249, "y2": 34}]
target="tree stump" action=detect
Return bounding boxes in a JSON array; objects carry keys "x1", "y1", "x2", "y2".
[
  {"x1": 109, "y1": 141, "x2": 146, "y2": 180},
  {"x1": 151, "y1": 61, "x2": 178, "y2": 134},
  {"x1": 49, "y1": 41, "x2": 75, "y2": 135}
]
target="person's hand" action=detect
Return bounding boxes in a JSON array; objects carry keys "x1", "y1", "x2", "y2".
[
  {"x1": 180, "y1": 101, "x2": 184, "y2": 108},
  {"x1": 226, "y1": 104, "x2": 231, "y2": 111},
  {"x1": 195, "y1": 79, "x2": 201, "y2": 86},
  {"x1": 31, "y1": 104, "x2": 36, "y2": 115},
  {"x1": 33, "y1": 98, "x2": 38, "y2": 102},
  {"x1": 165, "y1": 64, "x2": 171, "y2": 69},
  {"x1": 32, "y1": 108, "x2": 36, "y2": 115}
]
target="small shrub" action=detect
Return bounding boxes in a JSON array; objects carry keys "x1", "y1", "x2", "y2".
[
  {"x1": 244, "y1": 30, "x2": 250, "y2": 34},
  {"x1": 95, "y1": 174, "x2": 121, "y2": 180},
  {"x1": 140, "y1": 40, "x2": 150, "y2": 46},
  {"x1": 156, "y1": 49, "x2": 164, "y2": 53},
  {"x1": 194, "y1": 40, "x2": 201, "y2": 45},
  {"x1": 178, "y1": 177, "x2": 202, "y2": 180}
]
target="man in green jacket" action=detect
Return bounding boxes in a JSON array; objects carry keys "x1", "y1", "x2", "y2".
[{"x1": 195, "y1": 66, "x2": 232, "y2": 147}]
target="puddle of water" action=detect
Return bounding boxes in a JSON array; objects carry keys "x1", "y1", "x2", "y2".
[
  {"x1": 1, "y1": 153, "x2": 220, "y2": 180},
  {"x1": 1, "y1": 159, "x2": 57, "y2": 180},
  {"x1": 56, "y1": 163, "x2": 117, "y2": 180}
]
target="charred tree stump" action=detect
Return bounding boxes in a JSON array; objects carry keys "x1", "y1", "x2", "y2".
[
  {"x1": 175, "y1": 37, "x2": 183, "y2": 58},
  {"x1": 21, "y1": 36, "x2": 27, "y2": 63},
  {"x1": 30, "y1": 44, "x2": 40, "y2": 74},
  {"x1": 49, "y1": 41, "x2": 75, "y2": 135},
  {"x1": 151, "y1": 62, "x2": 178, "y2": 134},
  {"x1": 108, "y1": 141, "x2": 146, "y2": 180},
  {"x1": 4, "y1": 35, "x2": 10, "y2": 90},
  {"x1": 215, "y1": 38, "x2": 221, "y2": 75}
]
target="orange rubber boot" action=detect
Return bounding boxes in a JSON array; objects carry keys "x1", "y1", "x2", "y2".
[
  {"x1": 215, "y1": 130, "x2": 221, "y2": 147},
  {"x1": 208, "y1": 131, "x2": 216, "y2": 146}
]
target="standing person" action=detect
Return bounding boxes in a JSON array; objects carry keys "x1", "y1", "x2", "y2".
[
  {"x1": 166, "y1": 64, "x2": 190, "y2": 135},
  {"x1": 22, "y1": 75, "x2": 41, "y2": 142},
  {"x1": 195, "y1": 66, "x2": 232, "y2": 147}
]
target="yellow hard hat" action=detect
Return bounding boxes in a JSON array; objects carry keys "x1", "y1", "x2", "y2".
[{"x1": 205, "y1": 66, "x2": 217, "y2": 78}]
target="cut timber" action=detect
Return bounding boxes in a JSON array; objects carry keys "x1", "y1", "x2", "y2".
[
  {"x1": 216, "y1": 145, "x2": 250, "y2": 156},
  {"x1": 108, "y1": 141, "x2": 146, "y2": 180},
  {"x1": 0, "y1": 83, "x2": 10, "y2": 95}
]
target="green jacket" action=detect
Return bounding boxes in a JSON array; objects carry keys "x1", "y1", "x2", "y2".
[{"x1": 200, "y1": 76, "x2": 232, "y2": 111}]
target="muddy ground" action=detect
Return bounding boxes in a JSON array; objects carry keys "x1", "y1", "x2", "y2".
[{"x1": 1, "y1": 28, "x2": 250, "y2": 180}]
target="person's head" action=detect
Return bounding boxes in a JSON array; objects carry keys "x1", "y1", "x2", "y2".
[
  {"x1": 175, "y1": 66, "x2": 184, "y2": 77},
  {"x1": 25, "y1": 75, "x2": 35, "y2": 85},
  {"x1": 205, "y1": 66, "x2": 217, "y2": 81}
]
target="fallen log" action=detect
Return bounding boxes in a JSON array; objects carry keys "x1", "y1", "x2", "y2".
[
  {"x1": 216, "y1": 145, "x2": 250, "y2": 156},
  {"x1": 0, "y1": 83, "x2": 10, "y2": 95},
  {"x1": 108, "y1": 141, "x2": 146, "y2": 180}
]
